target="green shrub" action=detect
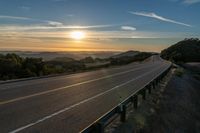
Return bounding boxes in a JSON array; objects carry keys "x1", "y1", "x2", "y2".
[{"x1": 175, "y1": 68, "x2": 185, "y2": 77}]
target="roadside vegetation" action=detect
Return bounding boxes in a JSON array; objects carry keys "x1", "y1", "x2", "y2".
[
  {"x1": 0, "y1": 51, "x2": 152, "y2": 80},
  {"x1": 110, "y1": 52, "x2": 153, "y2": 65},
  {"x1": 0, "y1": 53, "x2": 86, "y2": 80},
  {"x1": 174, "y1": 68, "x2": 185, "y2": 77},
  {"x1": 161, "y1": 37, "x2": 200, "y2": 79},
  {"x1": 161, "y1": 38, "x2": 200, "y2": 64}
]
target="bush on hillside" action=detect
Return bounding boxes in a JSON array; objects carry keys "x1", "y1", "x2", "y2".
[{"x1": 161, "y1": 38, "x2": 200, "y2": 63}]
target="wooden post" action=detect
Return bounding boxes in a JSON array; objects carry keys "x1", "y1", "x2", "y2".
[
  {"x1": 95, "y1": 122, "x2": 104, "y2": 133},
  {"x1": 133, "y1": 95, "x2": 138, "y2": 109},
  {"x1": 142, "y1": 89, "x2": 146, "y2": 100},
  {"x1": 156, "y1": 78, "x2": 159, "y2": 85},
  {"x1": 151, "y1": 82, "x2": 154, "y2": 89},
  {"x1": 153, "y1": 81, "x2": 156, "y2": 89},
  {"x1": 148, "y1": 85, "x2": 151, "y2": 94},
  {"x1": 120, "y1": 105, "x2": 126, "y2": 122}
]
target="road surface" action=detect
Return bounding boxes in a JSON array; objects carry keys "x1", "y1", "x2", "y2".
[{"x1": 0, "y1": 55, "x2": 171, "y2": 133}]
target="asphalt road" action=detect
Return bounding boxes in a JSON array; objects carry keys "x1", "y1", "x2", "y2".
[{"x1": 0, "y1": 55, "x2": 171, "y2": 133}]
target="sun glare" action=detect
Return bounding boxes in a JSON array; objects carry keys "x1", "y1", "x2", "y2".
[{"x1": 70, "y1": 31, "x2": 85, "y2": 40}]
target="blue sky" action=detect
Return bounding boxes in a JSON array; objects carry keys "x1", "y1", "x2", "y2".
[{"x1": 0, "y1": 0, "x2": 200, "y2": 52}]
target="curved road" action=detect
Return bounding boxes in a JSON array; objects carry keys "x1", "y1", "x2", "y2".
[{"x1": 0, "y1": 55, "x2": 171, "y2": 133}]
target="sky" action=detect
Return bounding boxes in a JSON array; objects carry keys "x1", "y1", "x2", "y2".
[{"x1": 0, "y1": 0, "x2": 200, "y2": 52}]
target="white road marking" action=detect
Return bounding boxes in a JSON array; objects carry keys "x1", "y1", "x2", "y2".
[
  {"x1": 9, "y1": 64, "x2": 166, "y2": 133},
  {"x1": 0, "y1": 63, "x2": 159, "y2": 105}
]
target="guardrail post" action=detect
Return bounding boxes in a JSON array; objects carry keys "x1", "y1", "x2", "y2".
[
  {"x1": 120, "y1": 104, "x2": 126, "y2": 122},
  {"x1": 152, "y1": 81, "x2": 156, "y2": 89},
  {"x1": 133, "y1": 95, "x2": 138, "y2": 109},
  {"x1": 141, "y1": 89, "x2": 146, "y2": 100},
  {"x1": 156, "y1": 78, "x2": 159, "y2": 84},
  {"x1": 147, "y1": 85, "x2": 151, "y2": 94},
  {"x1": 158, "y1": 76, "x2": 162, "y2": 82},
  {"x1": 155, "y1": 79, "x2": 158, "y2": 86},
  {"x1": 95, "y1": 122, "x2": 104, "y2": 133},
  {"x1": 157, "y1": 77, "x2": 160, "y2": 83}
]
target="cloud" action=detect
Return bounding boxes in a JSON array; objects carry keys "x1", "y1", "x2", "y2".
[
  {"x1": 0, "y1": 15, "x2": 65, "y2": 27},
  {"x1": 129, "y1": 11, "x2": 192, "y2": 27},
  {"x1": 67, "y1": 14, "x2": 74, "y2": 17},
  {"x1": 183, "y1": 0, "x2": 200, "y2": 4},
  {"x1": 169, "y1": 0, "x2": 200, "y2": 5},
  {"x1": 0, "y1": 15, "x2": 116, "y2": 29},
  {"x1": 121, "y1": 26, "x2": 136, "y2": 31},
  {"x1": 47, "y1": 21, "x2": 63, "y2": 26},
  {"x1": 0, "y1": 29, "x2": 191, "y2": 40},
  {"x1": 0, "y1": 15, "x2": 30, "y2": 20},
  {"x1": 20, "y1": 6, "x2": 31, "y2": 10},
  {"x1": 0, "y1": 24, "x2": 114, "y2": 31},
  {"x1": 0, "y1": 15, "x2": 116, "y2": 31}
]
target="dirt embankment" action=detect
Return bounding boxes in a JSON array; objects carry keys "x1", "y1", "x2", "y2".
[{"x1": 111, "y1": 67, "x2": 200, "y2": 133}]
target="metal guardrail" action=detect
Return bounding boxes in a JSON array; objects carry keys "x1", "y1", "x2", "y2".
[{"x1": 81, "y1": 63, "x2": 172, "y2": 133}]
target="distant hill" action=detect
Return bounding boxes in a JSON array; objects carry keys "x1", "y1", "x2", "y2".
[
  {"x1": 161, "y1": 38, "x2": 200, "y2": 63},
  {"x1": 80, "y1": 57, "x2": 95, "y2": 63},
  {"x1": 110, "y1": 51, "x2": 152, "y2": 65},
  {"x1": 51, "y1": 57, "x2": 75, "y2": 62},
  {"x1": 0, "y1": 51, "x2": 153, "y2": 80},
  {"x1": 0, "y1": 51, "x2": 120, "y2": 61},
  {"x1": 111, "y1": 50, "x2": 140, "y2": 58}
]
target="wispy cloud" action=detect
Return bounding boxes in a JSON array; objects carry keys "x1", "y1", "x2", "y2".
[
  {"x1": 0, "y1": 15, "x2": 116, "y2": 31},
  {"x1": 0, "y1": 30, "x2": 191, "y2": 41},
  {"x1": 20, "y1": 6, "x2": 31, "y2": 11},
  {"x1": 0, "y1": 15, "x2": 63, "y2": 26},
  {"x1": 47, "y1": 21, "x2": 63, "y2": 26},
  {"x1": 129, "y1": 11, "x2": 192, "y2": 27},
  {"x1": 0, "y1": 24, "x2": 114, "y2": 31},
  {"x1": 183, "y1": 0, "x2": 200, "y2": 4},
  {"x1": 170, "y1": 0, "x2": 200, "y2": 5},
  {"x1": 121, "y1": 26, "x2": 136, "y2": 31},
  {"x1": 0, "y1": 15, "x2": 30, "y2": 20},
  {"x1": 67, "y1": 14, "x2": 74, "y2": 17}
]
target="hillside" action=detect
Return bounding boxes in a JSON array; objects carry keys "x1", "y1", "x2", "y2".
[
  {"x1": 111, "y1": 50, "x2": 140, "y2": 58},
  {"x1": 51, "y1": 57, "x2": 75, "y2": 62},
  {"x1": 161, "y1": 38, "x2": 200, "y2": 63},
  {"x1": 110, "y1": 51, "x2": 153, "y2": 65}
]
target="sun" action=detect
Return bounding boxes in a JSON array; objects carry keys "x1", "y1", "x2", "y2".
[{"x1": 70, "y1": 31, "x2": 85, "y2": 40}]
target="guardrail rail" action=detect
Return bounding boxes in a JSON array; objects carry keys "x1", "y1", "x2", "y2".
[{"x1": 81, "y1": 63, "x2": 172, "y2": 133}]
